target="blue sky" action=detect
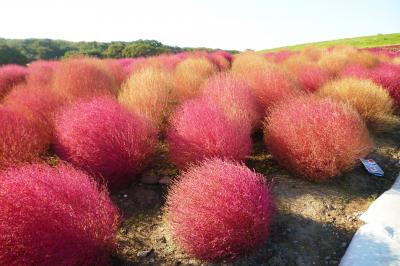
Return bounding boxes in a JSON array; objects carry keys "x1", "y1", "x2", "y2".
[{"x1": 1, "y1": 0, "x2": 399, "y2": 51}]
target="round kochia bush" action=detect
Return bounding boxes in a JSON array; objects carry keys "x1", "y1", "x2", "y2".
[
  {"x1": 371, "y1": 63, "x2": 400, "y2": 107},
  {"x1": 0, "y1": 164, "x2": 120, "y2": 266},
  {"x1": 0, "y1": 106, "x2": 48, "y2": 170},
  {"x1": 118, "y1": 66, "x2": 174, "y2": 127},
  {"x1": 4, "y1": 84, "x2": 65, "y2": 144},
  {"x1": 318, "y1": 78, "x2": 394, "y2": 128},
  {"x1": 202, "y1": 73, "x2": 262, "y2": 128},
  {"x1": 0, "y1": 64, "x2": 28, "y2": 100},
  {"x1": 166, "y1": 98, "x2": 252, "y2": 169},
  {"x1": 55, "y1": 96, "x2": 158, "y2": 189},
  {"x1": 233, "y1": 57, "x2": 304, "y2": 110},
  {"x1": 166, "y1": 159, "x2": 274, "y2": 261},
  {"x1": 52, "y1": 58, "x2": 118, "y2": 100},
  {"x1": 173, "y1": 57, "x2": 218, "y2": 101},
  {"x1": 26, "y1": 60, "x2": 58, "y2": 88},
  {"x1": 264, "y1": 96, "x2": 373, "y2": 180}
]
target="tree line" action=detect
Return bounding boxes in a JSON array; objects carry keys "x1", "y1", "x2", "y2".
[{"x1": 0, "y1": 38, "x2": 238, "y2": 65}]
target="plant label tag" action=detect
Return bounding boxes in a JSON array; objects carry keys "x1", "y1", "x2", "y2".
[{"x1": 360, "y1": 158, "x2": 384, "y2": 177}]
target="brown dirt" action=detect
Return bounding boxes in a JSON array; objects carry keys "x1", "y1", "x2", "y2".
[{"x1": 110, "y1": 128, "x2": 400, "y2": 266}]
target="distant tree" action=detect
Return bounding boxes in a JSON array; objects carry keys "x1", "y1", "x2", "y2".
[
  {"x1": 0, "y1": 44, "x2": 28, "y2": 65},
  {"x1": 103, "y1": 42, "x2": 125, "y2": 58}
]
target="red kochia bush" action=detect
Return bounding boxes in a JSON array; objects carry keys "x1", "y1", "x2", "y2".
[
  {"x1": 54, "y1": 97, "x2": 157, "y2": 189},
  {"x1": 0, "y1": 164, "x2": 120, "y2": 266},
  {"x1": 166, "y1": 98, "x2": 252, "y2": 169},
  {"x1": 53, "y1": 58, "x2": 118, "y2": 100},
  {"x1": 0, "y1": 64, "x2": 28, "y2": 100},
  {"x1": 250, "y1": 65, "x2": 304, "y2": 110},
  {"x1": 26, "y1": 60, "x2": 58, "y2": 88},
  {"x1": 264, "y1": 96, "x2": 372, "y2": 180},
  {"x1": 202, "y1": 73, "x2": 262, "y2": 128},
  {"x1": 0, "y1": 106, "x2": 48, "y2": 169},
  {"x1": 3, "y1": 85, "x2": 65, "y2": 144},
  {"x1": 371, "y1": 63, "x2": 400, "y2": 107},
  {"x1": 295, "y1": 64, "x2": 330, "y2": 92},
  {"x1": 166, "y1": 159, "x2": 274, "y2": 261}
]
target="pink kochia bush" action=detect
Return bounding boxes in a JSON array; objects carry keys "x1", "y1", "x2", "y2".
[
  {"x1": 166, "y1": 98, "x2": 252, "y2": 169},
  {"x1": 340, "y1": 64, "x2": 372, "y2": 80},
  {"x1": 264, "y1": 96, "x2": 373, "y2": 180},
  {"x1": 202, "y1": 73, "x2": 262, "y2": 128},
  {"x1": 0, "y1": 164, "x2": 120, "y2": 266},
  {"x1": 0, "y1": 64, "x2": 28, "y2": 100},
  {"x1": 371, "y1": 63, "x2": 400, "y2": 107},
  {"x1": 55, "y1": 97, "x2": 158, "y2": 189},
  {"x1": 3, "y1": 84, "x2": 65, "y2": 144},
  {"x1": 166, "y1": 159, "x2": 274, "y2": 261},
  {"x1": 0, "y1": 106, "x2": 48, "y2": 170}
]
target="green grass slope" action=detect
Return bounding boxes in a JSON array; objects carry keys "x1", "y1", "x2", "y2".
[{"x1": 259, "y1": 33, "x2": 400, "y2": 53}]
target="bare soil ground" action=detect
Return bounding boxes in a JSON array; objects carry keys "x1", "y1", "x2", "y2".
[{"x1": 110, "y1": 128, "x2": 400, "y2": 266}]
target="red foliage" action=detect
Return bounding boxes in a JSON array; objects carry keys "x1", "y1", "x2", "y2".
[
  {"x1": 26, "y1": 60, "x2": 59, "y2": 88},
  {"x1": 0, "y1": 64, "x2": 28, "y2": 100},
  {"x1": 371, "y1": 63, "x2": 400, "y2": 107},
  {"x1": 52, "y1": 58, "x2": 118, "y2": 100},
  {"x1": 202, "y1": 73, "x2": 262, "y2": 127},
  {"x1": 0, "y1": 106, "x2": 48, "y2": 169},
  {"x1": 166, "y1": 98, "x2": 252, "y2": 169},
  {"x1": 293, "y1": 64, "x2": 331, "y2": 92},
  {"x1": 273, "y1": 50, "x2": 298, "y2": 63},
  {"x1": 0, "y1": 163, "x2": 120, "y2": 266},
  {"x1": 251, "y1": 66, "x2": 304, "y2": 110},
  {"x1": 104, "y1": 59, "x2": 130, "y2": 86},
  {"x1": 166, "y1": 158, "x2": 274, "y2": 261},
  {"x1": 54, "y1": 96, "x2": 158, "y2": 189},
  {"x1": 340, "y1": 64, "x2": 372, "y2": 80},
  {"x1": 3, "y1": 84, "x2": 65, "y2": 143},
  {"x1": 264, "y1": 96, "x2": 372, "y2": 180}
]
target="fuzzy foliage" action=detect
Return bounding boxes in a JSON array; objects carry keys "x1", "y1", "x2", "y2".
[
  {"x1": 104, "y1": 59, "x2": 131, "y2": 86},
  {"x1": 0, "y1": 64, "x2": 28, "y2": 100},
  {"x1": 3, "y1": 84, "x2": 65, "y2": 143},
  {"x1": 371, "y1": 63, "x2": 400, "y2": 107},
  {"x1": 247, "y1": 64, "x2": 304, "y2": 110},
  {"x1": 300, "y1": 46, "x2": 326, "y2": 61},
  {"x1": 284, "y1": 56, "x2": 331, "y2": 92},
  {"x1": 0, "y1": 164, "x2": 120, "y2": 266},
  {"x1": 318, "y1": 78, "x2": 394, "y2": 128},
  {"x1": 26, "y1": 60, "x2": 58, "y2": 88},
  {"x1": 118, "y1": 67, "x2": 174, "y2": 127},
  {"x1": 0, "y1": 106, "x2": 48, "y2": 169},
  {"x1": 166, "y1": 159, "x2": 274, "y2": 261},
  {"x1": 233, "y1": 55, "x2": 304, "y2": 109},
  {"x1": 318, "y1": 51, "x2": 349, "y2": 77},
  {"x1": 264, "y1": 96, "x2": 372, "y2": 180},
  {"x1": 54, "y1": 97, "x2": 158, "y2": 189},
  {"x1": 166, "y1": 98, "x2": 252, "y2": 169},
  {"x1": 340, "y1": 64, "x2": 372, "y2": 80},
  {"x1": 231, "y1": 52, "x2": 273, "y2": 77},
  {"x1": 202, "y1": 73, "x2": 262, "y2": 127},
  {"x1": 52, "y1": 58, "x2": 118, "y2": 100},
  {"x1": 173, "y1": 57, "x2": 218, "y2": 101}
]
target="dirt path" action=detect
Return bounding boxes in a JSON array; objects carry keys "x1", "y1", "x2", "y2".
[{"x1": 111, "y1": 129, "x2": 400, "y2": 266}]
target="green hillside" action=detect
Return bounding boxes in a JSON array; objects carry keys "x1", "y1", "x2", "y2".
[{"x1": 259, "y1": 33, "x2": 400, "y2": 53}]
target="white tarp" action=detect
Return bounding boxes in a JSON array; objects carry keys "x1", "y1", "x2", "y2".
[{"x1": 340, "y1": 175, "x2": 400, "y2": 266}]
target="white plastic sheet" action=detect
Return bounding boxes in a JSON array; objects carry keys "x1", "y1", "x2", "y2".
[
  {"x1": 340, "y1": 175, "x2": 400, "y2": 266},
  {"x1": 340, "y1": 224, "x2": 400, "y2": 266}
]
